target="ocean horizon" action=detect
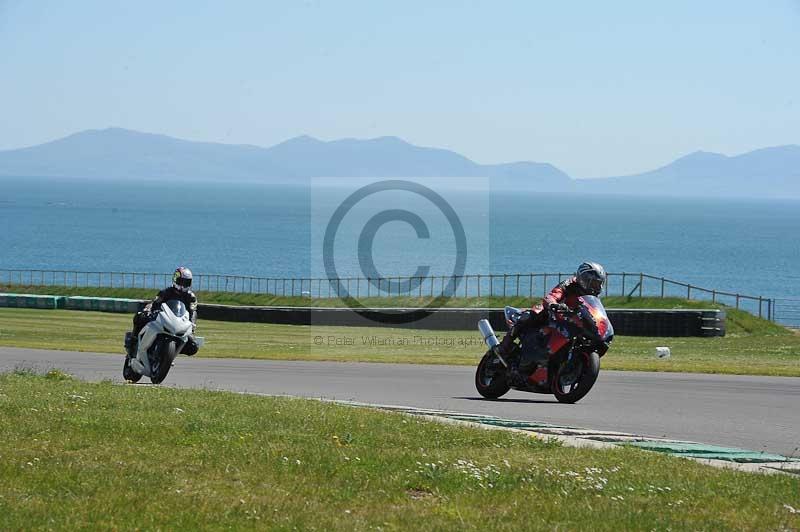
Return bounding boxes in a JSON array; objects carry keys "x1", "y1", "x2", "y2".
[{"x1": 1, "y1": 176, "x2": 799, "y2": 303}]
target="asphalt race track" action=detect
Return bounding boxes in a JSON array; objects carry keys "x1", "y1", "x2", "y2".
[{"x1": 1, "y1": 347, "x2": 798, "y2": 457}]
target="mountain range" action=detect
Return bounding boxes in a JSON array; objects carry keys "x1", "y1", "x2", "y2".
[{"x1": 1, "y1": 128, "x2": 798, "y2": 198}]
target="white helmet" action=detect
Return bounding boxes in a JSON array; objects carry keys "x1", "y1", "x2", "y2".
[
  {"x1": 576, "y1": 262, "x2": 606, "y2": 296},
  {"x1": 173, "y1": 267, "x2": 193, "y2": 292}
]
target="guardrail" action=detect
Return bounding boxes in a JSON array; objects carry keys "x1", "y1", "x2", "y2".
[{"x1": 0, "y1": 268, "x2": 774, "y2": 320}]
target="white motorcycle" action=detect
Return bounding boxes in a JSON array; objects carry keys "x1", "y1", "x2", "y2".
[{"x1": 123, "y1": 300, "x2": 202, "y2": 384}]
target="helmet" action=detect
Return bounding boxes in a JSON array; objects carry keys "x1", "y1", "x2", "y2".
[
  {"x1": 576, "y1": 261, "x2": 606, "y2": 296},
  {"x1": 173, "y1": 267, "x2": 193, "y2": 292}
]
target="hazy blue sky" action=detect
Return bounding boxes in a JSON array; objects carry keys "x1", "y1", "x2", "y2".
[{"x1": 1, "y1": 1, "x2": 798, "y2": 177}]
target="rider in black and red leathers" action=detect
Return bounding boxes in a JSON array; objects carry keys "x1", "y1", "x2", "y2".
[
  {"x1": 497, "y1": 262, "x2": 607, "y2": 383},
  {"x1": 128, "y1": 267, "x2": 199, "y2": 356}
]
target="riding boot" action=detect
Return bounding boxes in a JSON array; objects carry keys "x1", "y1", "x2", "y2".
[
  {"x1": 124, "y1": 332, "x2": 138, "y2": 358},
  {"x1": 512, "y1": 332, "x2": 549, "y2": 385},
  {"x1": 508, "y1": 347, "x2": 535, "y2": 386}
]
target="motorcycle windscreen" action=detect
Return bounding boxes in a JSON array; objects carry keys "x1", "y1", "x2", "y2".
[
  {"x1": 165, "y1": 300, "x2": 188, "y2": 318},
  {"x1": 578, "y1": 295, "x2": 614, "y2": 341}
]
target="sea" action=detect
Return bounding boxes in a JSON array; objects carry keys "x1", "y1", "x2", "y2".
[{"x1": 1, "y1": 176, "x2": 799, "y2": 306}]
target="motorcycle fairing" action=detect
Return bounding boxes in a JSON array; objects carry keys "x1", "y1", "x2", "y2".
[
  {"x1": 130, "y1": 300, "x2": 192, "y2": 376},
  {"x1": 544, "y1": 328, "x2": 569, "y2": 355},
  {"x1": 577, "y1": 295, "x2": 614, "y2": 341}
]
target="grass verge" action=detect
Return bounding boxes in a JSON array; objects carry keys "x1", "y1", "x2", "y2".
[
  {"x1": 0, "y1": 308, "x2": 798, "y2": 376},
  {"x1": 1, "y1": 371, "x2": 798, "y2": 530}
]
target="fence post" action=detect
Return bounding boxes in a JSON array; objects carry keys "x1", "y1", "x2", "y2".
[
  {"x1": 529, "y1": 274, "x2": 533, "y2": 298},
  {"x1": 639, "y1": 273, "x2": 643, "y2": 297},
  {"x1": 687, "y1": 284, "x2": 691, "y2": 300},
  {"x1": 477, "y1": 275, "x2": 481, "y2": 298},
  {"x1": 736, "y1": 294, "x2": 740, "y2": 309},
  {"x1": 758, "y1": 297, "x2": 763, "y2": 318},
  {"x1": 712, "y1": 290, "x2": 716, "y2": 303},
  {"x1": 503, "y1": 274, "x2": 507, "y2": 297},
  {"x1": 543, "y1": 274, "x2": 547, "y2": 297},
  {"x1": 621, "y1": 273, "x2": 626, "y2": 297},
  {"x1": 516, "y1": 274, "x2": 520, "y2": 297}
]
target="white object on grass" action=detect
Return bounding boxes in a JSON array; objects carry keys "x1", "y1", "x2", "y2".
[{"x1": 656, "y1": 346, "x2": 671, "y2": 359}]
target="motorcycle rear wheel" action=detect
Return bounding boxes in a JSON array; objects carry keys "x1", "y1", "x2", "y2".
[
  {"x1": 551, "y1": 351, "x2": 600, "y2": 404},
  {"x1": 150, "y1": 339, "x2": 178, "y2": 384},
  {"x1": 475, "y1": 350, "x2": 510, "y2": 399}
]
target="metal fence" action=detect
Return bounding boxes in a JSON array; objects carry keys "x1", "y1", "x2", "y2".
[
  {"x1": 0, "y1": 268, "x2": 777, "y2": 321},
  {"x1": 773, "y1": 299, "x2": 800, "y2": 329}
]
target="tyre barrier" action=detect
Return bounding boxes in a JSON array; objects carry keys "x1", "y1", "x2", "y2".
[
  {"x1": 198, "y1": 304, "x2": 725, "y2": 337},
  {"x1": 63, "y1": 296, "x2": 145, "y2": 313},
  {"x1": 0, "y1": 294, "x2": 145, "y2": 313},
  {"x1": 0, "y1": 293, "x2": 61, "y2": 310},
  {"x1": 0, "y1": 294, "x2": 725, "y2": 337}
]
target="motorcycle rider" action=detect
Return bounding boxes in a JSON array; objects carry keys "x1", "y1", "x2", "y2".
[
  {"x1": 497, "y1": 261, "x2": 607, "y2": 384},
  {"x1": 126, "y1": 266, "x2": 199, "y2": 357}
]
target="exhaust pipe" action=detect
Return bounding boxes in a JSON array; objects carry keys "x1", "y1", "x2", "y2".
[{"x1": 478, "y1": 319, "x2": 508, "y2": 367}]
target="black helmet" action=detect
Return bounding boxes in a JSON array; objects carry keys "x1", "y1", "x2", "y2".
[{"x1": 576, "y1": 261, "x2": 606, "y2": 296}]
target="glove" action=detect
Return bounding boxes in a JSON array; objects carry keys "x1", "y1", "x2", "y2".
[{"x1": 549, "y1": 303, "x2": 570, "y2": 314}]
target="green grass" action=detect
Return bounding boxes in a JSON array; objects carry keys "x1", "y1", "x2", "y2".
[
  {"x1": 1, "y1": 308, "x2": 798, "y2": 376},
  {"x1": 1, "y1": 371, "x2": 798, "y2": 531}
]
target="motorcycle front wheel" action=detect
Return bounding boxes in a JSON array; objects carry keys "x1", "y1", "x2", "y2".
[
  {"x1": 551, "y1": 351, "x2": 600, "y2": 404},
  {"x1": 150, "y1": 339, "x2": 179, "y2": 384},
  {"x1": 475, "y1": 350, "x2": 510, "y2": 399}
]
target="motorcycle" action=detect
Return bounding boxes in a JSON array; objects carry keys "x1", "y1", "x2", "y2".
[
  {"x1": 475, "y1": 295, "x2": 613, "y2": 403},
  {"x1": 122, "y1": 300, "x2": 202, "y2": 384}
]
